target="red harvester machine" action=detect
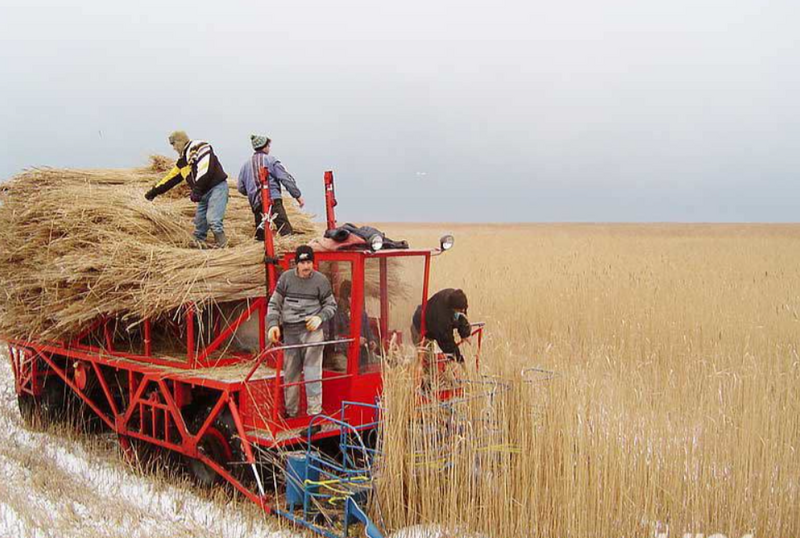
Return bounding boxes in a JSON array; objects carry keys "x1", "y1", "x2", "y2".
[{"x1": 5, "y1": 169, "x2": 484, "y2": 537}]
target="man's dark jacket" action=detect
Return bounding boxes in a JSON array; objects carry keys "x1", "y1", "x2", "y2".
[{"x1": 412, "y1": 288, "x2": 471, "y2": 362}]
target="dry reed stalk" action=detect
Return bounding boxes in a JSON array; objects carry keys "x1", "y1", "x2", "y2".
[{"x1": 0, "y1": 162, "x2": 316, "y2": 339}]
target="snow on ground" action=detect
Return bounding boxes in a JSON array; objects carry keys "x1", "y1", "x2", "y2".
[{"x1": 0, "y1": 350, "x2": 301, "y2": 538}]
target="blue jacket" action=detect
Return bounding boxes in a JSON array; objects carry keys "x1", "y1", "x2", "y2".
[{"x1": 237, "y1": 152, "x2": 302, "y2": 211}]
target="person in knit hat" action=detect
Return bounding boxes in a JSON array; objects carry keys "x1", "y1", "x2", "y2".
[
  {"x1": 236, "y1": 134, "x2": 305, "y2": 240},
  {"x1": 267, "y1": 245, "x2": 337, "y2": 422}
]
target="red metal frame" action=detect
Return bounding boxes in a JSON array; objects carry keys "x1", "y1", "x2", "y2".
[
  {"x1": 260, "y1": 166, "x2": 278, "y2": 294},
  {"x1": 324, "y1": 170, "x2": 337, "y2": 231},
  {"x1": 3, "y1": 169, "x2": 481, "y2": 523}
]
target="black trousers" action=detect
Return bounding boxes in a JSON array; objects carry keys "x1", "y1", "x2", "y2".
[{"x1": 254, "y1": 198, "x2": 293, "y2": 240}]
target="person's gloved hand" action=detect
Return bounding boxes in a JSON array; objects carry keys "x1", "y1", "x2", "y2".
[
  {"x1": 190, "y1": 190, "x2": 202, "y2": 203},
  {"x1": 144, "y1": 189, "x2": 157, "y2": 201},
  {"x1": 268, "y1": 326, "x2": 281, "y2": 343},
  {"x1": 305, "y1": 316, "x2": 322, "y2": 332}
]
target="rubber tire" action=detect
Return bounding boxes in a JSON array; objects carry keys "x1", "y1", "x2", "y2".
[{"x1": 187, "y1": 405, "x2": 245, "y2": 487}]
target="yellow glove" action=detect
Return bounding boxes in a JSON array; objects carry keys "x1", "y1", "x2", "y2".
[
  {"x1": 268, "y1": 326, "x2": 281, "y2": 343},
  {"x1": 305, "y1": 315, "x2": 323, "y2": 332}
]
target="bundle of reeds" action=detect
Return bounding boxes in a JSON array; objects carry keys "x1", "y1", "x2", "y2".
[{"x1": 0, "y1": 159, "x2": 317, "y2": 339}]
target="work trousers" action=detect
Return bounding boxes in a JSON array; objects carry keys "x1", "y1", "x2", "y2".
[
  {"x1": 254, "y1": 198, "x2": 293, "y2": 240},
  {"x1": 282, "y1": 325, "x2": 324, "y2": 417},
  {"x1": 194, "y1": 181, "x2": 229, "y2": 240}
]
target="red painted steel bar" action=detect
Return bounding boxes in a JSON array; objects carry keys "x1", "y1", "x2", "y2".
[
  {"x1": 263, "y1": 339, "x2": 353, "y2": 420},
  {"x1": 103, "y1": 318, "x2": 114, "y2": 351},
  {"x1": 259, "y1": 166, "x2": 278, "y2": 294},
  {"x1": 91, "y1": 361, "x2": 120, "y2": 418},
  {"x1": 34, "y1": 349, "x2": 116, "y2": 430},
  {"x1": 9, "y1": 340, "x2": 248, "y2": 391},
  {"x1": 324, "y1": 170, "x2": 337, "y2": 231},
  {"x1": 419, "y1": 253, "x2": 432, "y2": 337},
  {"x1": 349, "y1": 258, "x2": 365, "y2": 378},
  {"x1": 192, "y1": 393, "x2": 229, "y2": 451},
  {"x1": 227, "y1": 398, "x2": 256, "y2": 464},
  {"x1": 123, "y1": 430, "x2": 185, "y2": 453},
  {"x1": 379, "y1": 257, "x2": 389, "y2": 343},
  {"x1": 258, "y1": 302, "x2": 266, "y2": 352},
  {"x1": 121, "y1": 375, "x2": 154, "y2": 427},
  {"x1": 156, "y1": 379, "x2": 191, "y2": 441},
  {"x1": 197, "y1": 453, "x2": 267, "y2": 507},
  {"x1": 271, "y1": 351, "x2": 284, "y2": 422}
]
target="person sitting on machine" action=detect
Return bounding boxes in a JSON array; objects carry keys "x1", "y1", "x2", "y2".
[
  {"x1": 411, "y1": 288, "x2": 471, "y2": 362},
  {"x1": 326, "y1": 280, "x2": 378, "y2": 371}
]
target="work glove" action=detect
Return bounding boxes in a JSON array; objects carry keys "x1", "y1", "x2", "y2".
[
  {"x1": 305, "y1": 315, "x2": 323, "y2": 332},
  {"x1": 268, "y1": 326, "x2": 281, "y2": 343},
  {"x1": 190, "y1": 190, "x2": 202, "y2": 203},
  {"x1": 144, "y1": 189, "x2": 157, "y2": 201}
]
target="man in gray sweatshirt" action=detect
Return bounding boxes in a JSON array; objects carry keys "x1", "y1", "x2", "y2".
[{"x1": 267, "y1": 245, "x2": 337, "y2": 418}]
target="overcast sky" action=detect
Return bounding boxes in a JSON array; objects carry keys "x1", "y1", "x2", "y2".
[{"x1": 0, "y1": 0, "x2": 797, "y2": 222}]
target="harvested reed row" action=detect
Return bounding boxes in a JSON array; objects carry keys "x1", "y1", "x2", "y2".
[{"x1": 0, "y1": 161, "x2": 316, "y2": 339}]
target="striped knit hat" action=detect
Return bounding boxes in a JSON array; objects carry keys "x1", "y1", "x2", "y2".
[{"x1": 251, "y1": 134, "x2": 270, "y2": 150}]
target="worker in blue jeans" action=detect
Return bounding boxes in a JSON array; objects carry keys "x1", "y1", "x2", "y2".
[
  {"x1": 145, "y1": 131, "x2": 230, "y2": 248},
  {"x1": 193, "y1": 181, "x2": 229, "y2": 247}
]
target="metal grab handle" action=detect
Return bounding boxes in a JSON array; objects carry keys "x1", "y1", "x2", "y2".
[{"x1": 243, "y1": 337, "x2": 354, "y2": 383}]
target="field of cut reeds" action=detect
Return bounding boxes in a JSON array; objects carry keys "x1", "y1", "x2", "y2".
[{"x1": 373, "y1": 223, "x2": 800, "y2": 538}]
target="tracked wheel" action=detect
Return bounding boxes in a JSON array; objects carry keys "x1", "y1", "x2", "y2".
[{"x1": 187, "y1": 405, "x2": 244, "y2": 487}]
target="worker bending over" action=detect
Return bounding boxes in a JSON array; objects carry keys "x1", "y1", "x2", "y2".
[
  {"x1": 412, "y1": 288, "x2": 471, "y2": 362},
  {"x1": 237, "y1": 134, "x2": 304, "y2": 240},
  {"x1": 145, "y1": 131, "x2": 229, "y2": 248},
  {"x1": 267, "y1": 246, "x2": 336, "y2": 420}
]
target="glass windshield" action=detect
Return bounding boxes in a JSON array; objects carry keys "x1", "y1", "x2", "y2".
[{"x1": 362, "y1": 255, "x2": 426, "y2": 372}]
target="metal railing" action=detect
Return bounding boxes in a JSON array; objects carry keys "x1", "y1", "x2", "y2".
[{"x1": 242, "y1": 337, "x2": 355, "y2": 422}]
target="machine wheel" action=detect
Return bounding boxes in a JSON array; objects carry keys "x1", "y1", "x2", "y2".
[{"x1": 187, "y1": 405, "x2": 245, "y2": 487}]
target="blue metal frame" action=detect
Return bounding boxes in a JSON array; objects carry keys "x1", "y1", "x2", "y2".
[{"x1": 275, "y1": 401, "x2": 385, "y2": 538}]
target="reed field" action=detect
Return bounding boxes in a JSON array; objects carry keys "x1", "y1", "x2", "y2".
[
  {"x1": 1, "y1": 222, "x2": 798, "y2": 538},
  {"x1": 373, "y1": 223, "x2": 800, "y2": 538}
]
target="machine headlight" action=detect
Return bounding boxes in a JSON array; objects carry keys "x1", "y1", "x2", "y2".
[
  {"x1": 369, "y1": 234, "x2": 384, "y2": 251},
  {"x1": 440, "y1": 234, "x2": 455, "y2": 251}
]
